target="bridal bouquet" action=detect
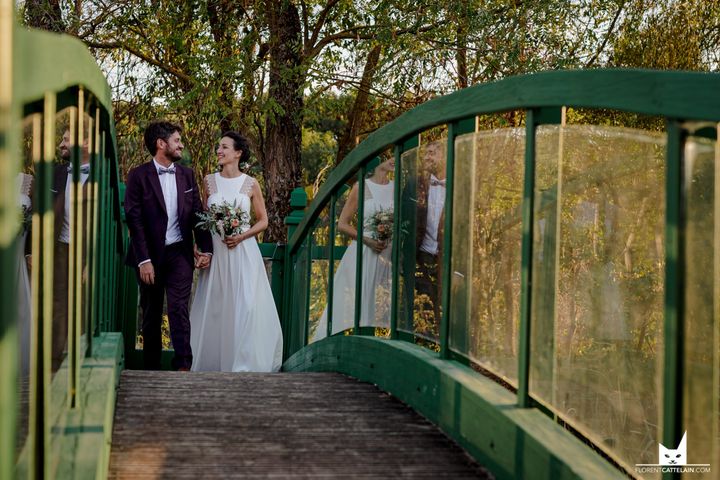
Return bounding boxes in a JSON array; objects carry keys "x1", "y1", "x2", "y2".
[
  {"x1": 364, "y1": 207, "x2": 394, "y2": 242},
  {"x1": 196, "y1": 200, "x2": 250, "y2": 237}
]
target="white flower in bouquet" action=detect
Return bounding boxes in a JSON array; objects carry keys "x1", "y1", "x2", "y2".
[
  {"x1": 364, "y1": 207, "x2": 394, "y2": 242},
  {"x1": 196, "y1": 200, "x2": 250, "y2": 238}
]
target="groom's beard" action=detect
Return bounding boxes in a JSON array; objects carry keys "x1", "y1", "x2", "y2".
[{"x1": 168, "y1": 150, "x2": 183, "y2": 162}]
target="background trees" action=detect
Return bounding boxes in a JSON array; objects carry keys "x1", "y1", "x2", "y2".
[{"x1": 19, "y1": 0, "x2": 720, "y2": 240}]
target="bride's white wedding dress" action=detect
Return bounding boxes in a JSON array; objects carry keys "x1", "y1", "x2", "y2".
[
  {"x1": 190, "y1": 173, "x2": 283, "y2": 372},
  {"x1": 17, "y1": 173, "x2": 32, "y2": 376},
  {"x1": 310, "y1": 178, "x2": 394, "y2": 342}
]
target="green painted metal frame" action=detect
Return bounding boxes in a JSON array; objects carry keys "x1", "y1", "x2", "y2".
[
  {"x1": 517, "y1": 107, "x2": 561, "y2": 407},
  {"x1": 392, "y1": 135, "x2": 418, "y2": 339},
  {"x1": 353, "y1": 169, "x2": 365, "y2": 334},
  {"x1": 288, "y1": 69, "x2": 720, "y2": 255},
  {"x1": 282, "y1": 69, "x2": 720, "y2": 477},
  {"x1": 0, "y1": 0, "x2": 16, "y2": 461},
  {"x1": 389, "y1": 145, "x2": 402, "y2": 340},
  {"x1": 326, "y1": 195, "x2": 337, "y2": 338},
  {"x1": 662, "y1": 120, "x2": 686, "y2": 480},
  {"x1": 1, "y1": 19, "x2": 129, "y2": 479},
  {"x1": 439, "y1": 118, "x2": 476, "y2": 358}
]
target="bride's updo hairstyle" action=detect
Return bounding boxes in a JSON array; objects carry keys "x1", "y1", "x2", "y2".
[{"x1": 221, "y1": 131, "x2": 251, "y2": 169}]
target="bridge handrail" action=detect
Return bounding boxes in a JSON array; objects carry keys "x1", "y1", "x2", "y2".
[
  {"x1": 289, "y1": 69, "x2": 719, "y2": 253},
  {"x1": 282, "y1": 68, "x2": 720, "y2": 478},
  {"x1": 1, "y1": 18, "x2": 129, "y2": 479}
]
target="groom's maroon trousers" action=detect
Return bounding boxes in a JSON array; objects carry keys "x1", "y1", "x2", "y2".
[
  {"x1": 124, "y1": 161, "x2": 212, "y2": 370},
  {"x1": 134, "y1": 242, "x2": 194, "y2": 370}
]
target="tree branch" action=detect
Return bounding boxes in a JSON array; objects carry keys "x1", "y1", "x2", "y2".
[
  {"x1": 307, "y1": 0, "x2": 341, "y2": 53},
  {"x1": 585, "y1": 1, "x2": 626, "y2": 67},
  {"x1": 300, "y1": 0, "x2": 310, "y2": 47},
  {"x1": 83, "y1": 40, "x2": 195, "y2": 85},
  {"x1": 307, "y1": 22, "x2": 439, "y2": 60}
]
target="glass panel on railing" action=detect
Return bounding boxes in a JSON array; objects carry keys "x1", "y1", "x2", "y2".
[
  {"x1": 530, "y1": 124, "x2": 665, "y2": 473},
  {"x1": 79, "y1": 112, "x2": 93, "y2": 356},
  {"x1": 50, "y1": 106, "x2": 74, "y2": 466},
  {"x1": 53, "y1": 108, "x2": 73, "y2": 378},
  {"x1": 398, "y1": 147, "x2": 417, "y2": 335},
  {"x1": 307, "y1": 210, "x2": 330, "y2": 343},
  {"x1": 450, "y1": 128, "x2": 524, "y2": 385},
  {"x1": 16, "y1": 114, "x2": 36, "y2": 459},
  {"x1": 398, "y1": 140, "x2": 446, "y2": 346},
  {"x1": 311, "y1": 186, "x2": 355, "y2": 339},
  {"x1": 683, "y1": 126, "x2": 719, "y2": 479},
  {"x1": 360, "y1": 156, "x2": 394, "y2": 335}
]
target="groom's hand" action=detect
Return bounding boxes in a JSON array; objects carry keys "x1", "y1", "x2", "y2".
[
  {"x1": 195, "y1": 253, "x2": 211, "y2": 269},
  {"x1": 139, "y1": 262, "x2": 155, "y2": 285}
]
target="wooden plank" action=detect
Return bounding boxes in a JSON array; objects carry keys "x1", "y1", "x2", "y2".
[
  {"x1": 108, "y1": 371, "x2": 490, "y2": 479},
  {"x1": 284, "y1": 335, "x2": 627, "y2": 480}
]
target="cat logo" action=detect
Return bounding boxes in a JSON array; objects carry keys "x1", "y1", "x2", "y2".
[
  {"x1": 635, "y1": 431, "x2": 711, "y2": 474},
  {"x1": 659, "y1": 431, "x2": 687, "y2": 466}
]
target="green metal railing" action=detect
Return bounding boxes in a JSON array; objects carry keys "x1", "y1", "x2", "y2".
[
  {"x1": 0, "y1": 12, "x2": 129, "y2": 478},
  {"x1": 281, "y1": 70, "x2": 720, "y2": 479}
]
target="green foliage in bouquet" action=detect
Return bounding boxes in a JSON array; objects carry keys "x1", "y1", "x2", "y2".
[
  {"x1": 196, "y1": 200, "x2": 250, "y2": 238},
  {"x1": 364, "y1": 207, "x2": 393, "y2": 242}
]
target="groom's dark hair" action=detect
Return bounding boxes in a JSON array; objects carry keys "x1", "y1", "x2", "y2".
[
  {"x1": 144, "y1": 121, "x2": 182, "y2": 156},
  {"x1": 221, "y1": 131, "x2": 251, "y2": 167}
]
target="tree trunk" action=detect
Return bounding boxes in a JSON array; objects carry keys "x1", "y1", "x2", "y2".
[
  {"x1": 456, "y1": 14, "x2": 468, "y2": 88},
  {"x1": 449, "y1": 1, "x2": 468, "y2": 89},
  {"x1": 24, "y1": 0, "x2": 65, "y2": 32},
  {"x1": 263, "y1": 0, "x2": 303, "y2": 242},
  {"x1": 335, "y1": 43, "x2": 382, "y2": 164}
]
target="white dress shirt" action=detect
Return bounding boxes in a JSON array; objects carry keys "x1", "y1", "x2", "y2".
[
  {"x1": 419, "y1": 174, "x2": 445, "y2": 256},
  {"x1": 58, "y1": 164, "x2": 90, "y2": 244},
  {"x1": 154, "y1": 158, "x2": 183, "y2": 246}
]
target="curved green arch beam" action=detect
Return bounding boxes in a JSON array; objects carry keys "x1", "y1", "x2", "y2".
[{"x1": 290, "y1": 69, "x2": 720, "y2": 253}]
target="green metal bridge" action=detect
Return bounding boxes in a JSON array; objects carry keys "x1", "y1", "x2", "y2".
[{"x1": 2, "y1": 11, "x2": 719, "y2": 480}]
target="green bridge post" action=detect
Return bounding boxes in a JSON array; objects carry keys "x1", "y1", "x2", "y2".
[{"x1": 282, "y1": 187, "x2": 307, "y2": 359}]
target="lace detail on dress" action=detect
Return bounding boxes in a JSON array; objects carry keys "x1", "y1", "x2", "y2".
[
  {"x1": 364, "y1": 181, "x2": 374, "y2": 201},
  {"x1": 205, "y1": 174, "x2": 218, "y2": 197},
  {"x1": 239, "y1": 175, "x2": 255, "y2": 197},
  {"x1": 20, "y1": 173, "x2": 33, "y2": 196}
]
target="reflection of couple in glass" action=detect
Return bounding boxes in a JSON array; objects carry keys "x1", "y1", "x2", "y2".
[
  {"x1": 22, "y1": 128, "x2": 93, "y2": 374},
  {"x1": 413, "y1": 141, "x2": 446, "y2": 335},
  {"x1": 311, "y1": 156, "x2": 395, "y2": 341},
  {"x1": 124, "y1": 122, "x2": 282, "y2": 373}
]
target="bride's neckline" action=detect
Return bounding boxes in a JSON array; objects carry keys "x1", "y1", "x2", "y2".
[
  {"x1": 366, "y1": 177, "x2": 391, "y2": 186},
  {"x1": 217, "y1": 171, "x2": 245, "y2": 180}
]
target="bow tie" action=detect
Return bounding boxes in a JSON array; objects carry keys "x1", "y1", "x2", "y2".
[
  {"x1": 158, "y1": 166, "x2": 176, "y2": 175},
  {"x1": 67, "y1": 164, "x2": 90, "y2": 174},
  {"x1": 430, "y1": 177, "x2": 446, "y2": 187}
]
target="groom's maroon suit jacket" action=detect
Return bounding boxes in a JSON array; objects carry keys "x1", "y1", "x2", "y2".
[{"x1": 124, "y1": 161, "x2": 212, "y2": 268}]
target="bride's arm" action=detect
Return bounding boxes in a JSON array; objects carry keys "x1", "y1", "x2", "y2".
[
  {"x1": 337, "y1": 182, "x2": 385, "y2": 253},
  {"x1": 337, "y1": 183, "x2": 359, "y2": 239},
  {"x1": 239, "y1": 180, "x2": 269, "y2": 241}
]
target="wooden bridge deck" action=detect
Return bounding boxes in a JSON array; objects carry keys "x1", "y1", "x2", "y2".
[{"x1": 108, "y1": 371, "x2": 490, "y2": 479}]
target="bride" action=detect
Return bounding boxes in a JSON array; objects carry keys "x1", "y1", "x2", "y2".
[
  {"x1": 310, "y1": 156, "x2": 394, "y2": 341},
  {"x1": 189, "y1": 131, "x2": 283, "y2": 372}
]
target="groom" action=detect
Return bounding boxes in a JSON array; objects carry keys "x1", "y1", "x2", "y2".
[{"x1": 124, "y1": 121, "x2": 213, "y2": 370}]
